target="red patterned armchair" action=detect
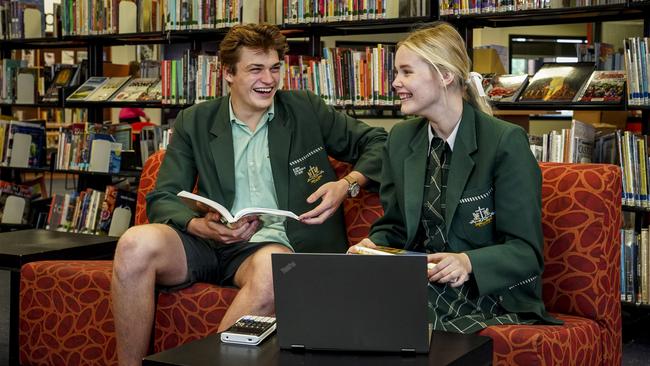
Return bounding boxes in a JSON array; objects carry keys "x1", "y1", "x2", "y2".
[
  {"x1": 19, "y1": 154, "x2": 621, "y2": 366},
  {"x1": 19, "y1": 150, "x2": 382, "y2": 365}
]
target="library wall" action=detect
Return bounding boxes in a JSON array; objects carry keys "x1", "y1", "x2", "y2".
[
  {"x1": 472, "y1": 24, "x2": 588, "y2": 47},
  {"x1": 602, "y1": 21, "x2": 644, "y2": 49}
]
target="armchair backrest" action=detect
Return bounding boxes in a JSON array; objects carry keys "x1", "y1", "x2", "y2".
[
  {"x1": 135, "y1": 150, "x2": 166, "y2": 225},
  {"x1": 539, "y1": 163, "x2": 622, "y2": 326}
]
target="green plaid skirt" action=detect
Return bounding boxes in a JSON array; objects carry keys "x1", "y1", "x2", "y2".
[{"x1": 428, "y1": 281, "x2": 536, "y2": 334}]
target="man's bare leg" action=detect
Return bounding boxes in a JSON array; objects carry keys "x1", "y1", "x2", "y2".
[
  {"x1": 217, "y1": 244, "x2": 292, "y2": 332},
  {"x1": 112, "y1": 224, "x2": 189, "y2": 366}
]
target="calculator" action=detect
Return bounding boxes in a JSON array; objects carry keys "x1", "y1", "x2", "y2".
[{"x1": 220, "y1": 315, "x2": 277, "y2": 345}]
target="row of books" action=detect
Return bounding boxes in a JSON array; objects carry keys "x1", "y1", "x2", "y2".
[
  {"x1": 624, "y1": 37, "x2": 650, "y2": 106},
  {"x1": 483, "y1": 65, "x2": 626, "y2": 104},
  {"x1": 528, "y1": 123, "x2": 650, "y2": 209},
  {"x1": 528, "y1": 119, "x2": 596, "y2": 163},
  {"x1": 283, "y1": 46, "x2": 398, "y2": 106},
  {"x1": 621, "y1": 214, "x2": 650, "y2": 305},
  {"x1": 46, "y1": 186, "x2": 137, "y2": 237},
  {"x1": 282, "y1": 0, "x2": 430, "y2": 24},
  {"x1": 0, "y1": 0, "x2": 46, "y2": 39},
  {"x1": 60, "y1": 0, "x2": 262, "y2": 35},
  {"x1": 60, "y1": 0, "x2": 155, "y2": 36},
  {"x1": 440, "y1": 0, "x2": 625, "y2": 16}
]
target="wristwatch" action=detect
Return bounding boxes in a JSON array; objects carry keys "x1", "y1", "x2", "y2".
[{"x1": 342, "y1": 175, "x2": 360, "y2": 198}]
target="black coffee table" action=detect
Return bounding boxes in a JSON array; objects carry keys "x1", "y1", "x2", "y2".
[
  {"x1": 0, "y1": 229, "x2": 118, "y2": 366},
  {"x1": 143, "y1": 331, "x2": 492, "y2": 366}
]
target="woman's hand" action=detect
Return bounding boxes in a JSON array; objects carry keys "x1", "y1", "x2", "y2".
[
  {"x1": 187, "y1": 212, "x2": 260, "y2": 244},
  {"x1": 346, "y1": 238, "x2": 377, "y2": 254},
  {"x1": 426, "y1": 252, "x2": 472, "y2": 287}
]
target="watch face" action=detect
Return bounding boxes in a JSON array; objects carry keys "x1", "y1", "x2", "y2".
[{"x1": 349, "y1": 183, "x2": 361, "y2": 198}]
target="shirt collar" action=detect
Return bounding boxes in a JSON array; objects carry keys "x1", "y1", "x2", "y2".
[
  {"x1": 228, "y1": 97, "x2": 275, "y2": 127},
  {"x1": 427, "y1": 115, "x2": 462, "y2": 152}
]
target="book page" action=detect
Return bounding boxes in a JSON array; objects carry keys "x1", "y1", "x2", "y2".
[
  {"x1": 177, "y1": 190, "x2": 234, "y2": 222},
  {"x1": 233, "y1": 207, "x2": 299, "y2": 222}
]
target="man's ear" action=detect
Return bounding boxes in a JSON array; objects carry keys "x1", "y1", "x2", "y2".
[{"x1": 223, "y1": 67, "x2": 234, "y2": 83}]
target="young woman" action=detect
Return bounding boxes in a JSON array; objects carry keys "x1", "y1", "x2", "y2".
[{"x1": 351, "y1": 22, "x2": 561, "y2": 333}]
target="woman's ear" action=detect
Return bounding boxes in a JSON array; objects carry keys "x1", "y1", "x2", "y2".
[{"x1": 440, "y1": 70, "x2": 455, "y2": 87}]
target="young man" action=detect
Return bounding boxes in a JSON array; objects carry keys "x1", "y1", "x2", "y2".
[{"x1": 111, "y1": 23, "x2": 386, "y2": 365}]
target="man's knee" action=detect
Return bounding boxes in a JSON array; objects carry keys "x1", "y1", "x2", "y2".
[
  {"x1": 241, "y1": 245, "x2": 292, "y2": 298},
  {"x1": 113, "y1": 224, "x2": 175, "y2": 280}
]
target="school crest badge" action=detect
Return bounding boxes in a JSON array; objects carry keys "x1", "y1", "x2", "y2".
[
  {"x1": 306, "y1": 165, "x2": 324, "y2": 184},
  {"x1": 469, "y1": 206, "x2": 494, "y2": 228}
]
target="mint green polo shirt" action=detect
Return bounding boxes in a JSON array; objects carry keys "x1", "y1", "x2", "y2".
[{"x1": 229, "y1": 99, "x2": 291, "y2": 247}]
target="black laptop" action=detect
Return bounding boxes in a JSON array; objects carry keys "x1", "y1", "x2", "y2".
[{"x1": 272, "y1": 253, "x2": 431, "y2": 353}]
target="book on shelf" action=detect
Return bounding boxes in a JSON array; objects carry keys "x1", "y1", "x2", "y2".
[
  {"x1": 354, "y1": 245, "x2": 436, "y2": 269},
  {"x1": 42, "y1": 65, "x2": 78, "y2": 102},
  {"x1": 518, "y1": 62, "x2": 595, "y2": 103},
  {"x1": 85, "y1": 76, "x2": 131, "y2": 101},
  {"x1": 110, "y1": 77, "x2": 159, "y2": 102},
  {"x1": 485, "y1": 74, "x2": 528, "y2": 102},
  {"x1": 573, "y1": 70, "x2": 626, "y2": 103},
  {"x1": 66, "y1": 77, "x2": 109, "y2": 101},
  {"x1": 136, "y1": 79, "x2": 162, "y2": 101},
  {"x1": 568, "y1": 119, "x2": 596, "y2": 163},
  {"x1": 177, "y1": 190, "x2": 300, "y2": 226}
]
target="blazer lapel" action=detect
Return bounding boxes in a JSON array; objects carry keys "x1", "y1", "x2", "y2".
[
  {"x1": 403, "y1": 119, "x2": 429, "y2": 245},
  {"x1": 209, "y1": 98, "x2": 236, "y2": 209},
  {"x1": 268, "y1": 102, "x2": 293, "y2": 210},
  {"x1": 445, "y1": 103, "x2": 477, "y2": 235}
]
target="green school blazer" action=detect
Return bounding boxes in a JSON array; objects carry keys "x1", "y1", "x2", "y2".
[
  {"x1": 369, "y1": 102, "x2": 560, "y2": 324},
  {"x1": 146, "y1": 90, "x2": 387, "y2": 253}
]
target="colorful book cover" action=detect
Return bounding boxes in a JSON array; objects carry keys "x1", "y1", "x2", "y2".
[
  {"x1": 573, "y1": 70, "x2": 626, "y2": 103},
  {"x1": 85, "y1": 76, "x2": 131, "y2": 101},
  {"x1": 42, "y1": 65, "x2": 78, "y2": 102},
  {"x1": 518, "y1": 63, "x2": 594, "y2": 102},
  {"x1": 486, "y1": 74, "x2": 528, "y2": 102},
  {"x1": 66, "y1": 77, "x2": 109, "y2": 101},
  {"x1": 111, "y1": 77, "x2": 159, "y2": 101}
]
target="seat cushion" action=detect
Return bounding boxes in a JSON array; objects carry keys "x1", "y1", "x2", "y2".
[
  {"x1": 478, "y1": 313, "x2": 602, "y2": 366},
  {"x1": 20, "y1": 261, "x2": 116, "y2": 366},
  {"x1": 154, "y1": 283, "x2": 238, "y2": 353}
]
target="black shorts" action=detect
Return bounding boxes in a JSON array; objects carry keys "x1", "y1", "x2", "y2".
[{"x1": 160, "y1": 227, "x2": 280, "y2": 292}]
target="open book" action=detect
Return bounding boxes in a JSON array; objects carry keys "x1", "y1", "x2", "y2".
[
  {"x1": 354, "y1": 245, "x2": 436, "y2": 270},
  {"x1": 177, "y1": 191, "x2": 300, "y2": 225}
]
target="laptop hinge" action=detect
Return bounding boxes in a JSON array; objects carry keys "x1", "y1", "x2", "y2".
[
  {"x1": 400, "y1": 348, "x2": 416, "y2": 355},
  {"x1": 290, "y1": 345, "x2": 306, "y2": 351}
]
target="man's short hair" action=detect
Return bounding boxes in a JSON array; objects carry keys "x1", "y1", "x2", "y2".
[{"x1": 219, "y1": 23, "x2": 288, "y2": 74}]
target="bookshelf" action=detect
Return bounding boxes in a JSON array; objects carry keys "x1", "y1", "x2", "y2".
[{"x1": 0, "y1": 2, "x2": 437, "y2": 236}]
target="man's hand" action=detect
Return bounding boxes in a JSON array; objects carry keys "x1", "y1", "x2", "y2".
[
  {"x1": 187, "y1": 212, "x2": 260, "y2": 244},
  {"x1": 299, "y1": 179, "x2": 349, "y2": 225},
  {"x1": 426, "y1": 252, "x2": 472, "y2": 288},
  {"x1": 346, "y1": 238, "x2": 377, "y2": 254}
]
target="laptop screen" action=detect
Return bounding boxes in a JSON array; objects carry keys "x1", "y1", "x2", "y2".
[{"x1": 272, "y1": 253, "x2": 431, "y2": 353}]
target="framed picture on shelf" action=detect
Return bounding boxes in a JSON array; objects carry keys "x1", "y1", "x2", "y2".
[{"x1": 517, "y1": 62, "x2": 594, "y2": 103}]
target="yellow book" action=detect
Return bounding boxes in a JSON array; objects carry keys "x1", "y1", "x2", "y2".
[{"x1": 355, "y1": 245, "x2": 436, "y2": 270}]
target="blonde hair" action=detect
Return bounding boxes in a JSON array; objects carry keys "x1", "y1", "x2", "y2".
[{"x1": 398, "y1": 21, "x2": 492, "y2": 116}]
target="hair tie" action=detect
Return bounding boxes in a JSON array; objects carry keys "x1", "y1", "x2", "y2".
[{"x1": 468, "y1": 71, "x2": 486, "y2": 97}]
